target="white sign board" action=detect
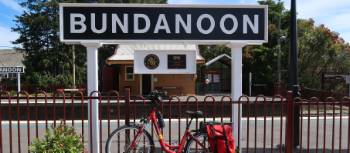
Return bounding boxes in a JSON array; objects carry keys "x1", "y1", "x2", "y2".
[
  {"x1": 134, "y1": 50, "x2": 196, "y2": 74},
  {"x1": 0, "y1": 67, "x2": 24, "y2": 73}
]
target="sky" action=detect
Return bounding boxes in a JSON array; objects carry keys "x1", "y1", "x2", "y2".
[{"x1": 0, "y1": 0, "x2": 349, "y2": 48}]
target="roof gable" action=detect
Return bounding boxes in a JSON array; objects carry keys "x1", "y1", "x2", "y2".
[
  {"x1": 205, "y1": 54, "x2": 231, "y2": 67},
  {"x1": 106, "y1": 44, "x2": 204, "y2": 64}
]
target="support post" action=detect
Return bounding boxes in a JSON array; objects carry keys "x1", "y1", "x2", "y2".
[
  {"x1": 72, "y1": 45, "x2": 76, "y2": 88},
  {"x1": 286, "y1": 91, "x2": 295, "y2": 153},
  {"x1": 249, "y1": 72, "x2": 252, "y2": 96},
  {"x1": 228, "y1": 43, "x2": 245, "y2": 150},
  {"x1": 84, "y1": 43, "x2": 101, "y2": 153},
  {"x1": 17, "y1": 73, "x2": 21, "y2": 92},
  {"x1": 125, "y1": 87, "x2": 131, "y2": 126}
]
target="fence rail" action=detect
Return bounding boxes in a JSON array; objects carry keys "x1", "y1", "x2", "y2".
[{"x1": 0, "y1": 90, "x2": 349, "y2": 153}]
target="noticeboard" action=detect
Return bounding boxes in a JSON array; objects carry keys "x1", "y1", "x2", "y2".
[{"x1": 168, "y1": 55, "x2": 186, "y2": 69}]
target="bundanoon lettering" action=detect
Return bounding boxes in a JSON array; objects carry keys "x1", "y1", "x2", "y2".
[
  {"x1": 70, "y1": 13, "x2": 259, "y2": 35},
  {"x1": 61, "y1": 5, "x2": 267, "y2": 41}
]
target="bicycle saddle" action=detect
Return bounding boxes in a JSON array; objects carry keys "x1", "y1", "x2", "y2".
[{"x1": 185, "y1": 110, "x2": 203, "y2": 118}]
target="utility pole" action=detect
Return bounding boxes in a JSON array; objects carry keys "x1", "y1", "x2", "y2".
[{"x1": 288, "y1": 0, "x2": 300, "y2": 147}]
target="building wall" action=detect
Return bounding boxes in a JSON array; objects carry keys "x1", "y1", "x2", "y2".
[
  {"x1": 118, "y1": 64, "x2": 141, "y2": 95},
  {"x1": 117, "y1": 65, "x2": 196, "y2": 96},
  {"x1": 154, "y1": 74, "x2": 196, "y2": 96}
]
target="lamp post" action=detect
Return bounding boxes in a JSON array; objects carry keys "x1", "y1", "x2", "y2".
[{"x1": 288, "y1": 0, "x2": 300, "y2": 147}]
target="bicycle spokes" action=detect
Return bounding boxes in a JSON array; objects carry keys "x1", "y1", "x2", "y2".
[{"x1": 107, "y1": 126, "x2": 153, "y2": 153}]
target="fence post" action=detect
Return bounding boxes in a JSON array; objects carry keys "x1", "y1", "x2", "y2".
[
  {"x1": 125, "y1": 88, "x2": 130, "y2": 126},
  {"x1": 286, "y1": 91, "x2": 294, "y2": 153}
]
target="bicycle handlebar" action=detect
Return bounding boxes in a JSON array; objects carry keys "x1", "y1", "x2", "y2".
[{"x1": 147, "y1": 90, "x2": 164, "y2": 106}]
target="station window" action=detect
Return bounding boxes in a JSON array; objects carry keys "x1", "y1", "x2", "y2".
[
  {"x1": 125, "y1": 66, "x2": 134, "y2": 81},
  {"x1": 205, "y1": 73, "x2": 220, "y2": 83}
]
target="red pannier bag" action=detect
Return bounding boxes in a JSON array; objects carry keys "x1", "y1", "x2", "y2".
[{"x1": 206, "y1": 123, "x2": 235, "y2": 153}]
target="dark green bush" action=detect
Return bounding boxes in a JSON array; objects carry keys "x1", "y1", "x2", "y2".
[{"x1": 29, "y1": 123, "x2": 84, "y2": 153}]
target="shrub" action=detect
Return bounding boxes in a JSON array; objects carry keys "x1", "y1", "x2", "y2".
[{"x1": 29, "y1": 123, "x2": 84, "y2": 153}]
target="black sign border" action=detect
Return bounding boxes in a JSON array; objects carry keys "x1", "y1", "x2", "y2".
[{"x1": 59, "y1": 3, "x2": 268, "y2": 44}]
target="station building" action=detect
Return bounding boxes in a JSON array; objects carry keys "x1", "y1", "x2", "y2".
[{"x1": 104, "y1": 44, "x2": 205, "y2": 96}]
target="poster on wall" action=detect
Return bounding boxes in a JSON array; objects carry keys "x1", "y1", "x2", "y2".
[{"x1": 168, "y1": 55, "x2": 186, "y2": 69}]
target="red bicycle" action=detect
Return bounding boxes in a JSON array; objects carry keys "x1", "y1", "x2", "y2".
[{"x1": 105, "y1": 91, "x2": 211, "y2": 153}]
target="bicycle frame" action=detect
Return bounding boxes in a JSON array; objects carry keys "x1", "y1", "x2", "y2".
[{"x1": 130, "y1": 108, "x2": 207, "y2": 153}]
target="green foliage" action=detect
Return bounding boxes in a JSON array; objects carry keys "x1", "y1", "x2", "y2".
[
  {"x1": 200, "y1": 0, "x2": 288, "y2": 94},
  {"x1": 200, "y1": 0, "x2": 350, "y2": 94},
  {"x1": 13, "y1": 0, "x2": 166, "y2": 90},
  {"x1": 29, "y1": 124, "x2": 84, "y2": 153},
  {"x1": 298, "y1": 21, "x2": 350, "y2": 91}
]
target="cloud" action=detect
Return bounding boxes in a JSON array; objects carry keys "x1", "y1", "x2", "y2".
[
  {"x1": 284, "y1": 0, "x2": 350, "y2": 43},
  {"x1": 169, "y1": 0, "x2": 350, "y2": 43},
  {"x1": 0, "y1": 0, "x2": 23, "y2": 13},
  {"x1": 0, "y1": 25, "x2": 18, "y2": 48}
]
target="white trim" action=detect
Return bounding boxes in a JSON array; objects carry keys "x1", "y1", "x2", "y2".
[
  {"x1": 264, "y1": 5, "x2": 269, "y2": 42},
  {"x1": 59, "y1": 3, "x2": 268, "y2": 8},
  {"x1": 59, "y1": 4, "x2": 64, "y2": 42},
  {"x1": 59, "y1": 3, "x2": 268, "y2": 45},
  {"x1": 205, "y1": 54, "x2": 231, "y2": 67},
  {"x1": 59, "y1": 39, "x2": 267, "y2": 45}
]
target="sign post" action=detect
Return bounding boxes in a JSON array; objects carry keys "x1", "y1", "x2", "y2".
[
  {"x1": 59, "y1": 4, "x2": 268, "y2": 152},
  {"x1": 84, "y1": 43, "x2": 101, "y2": 153},
  {"x1": 228, "y1": 43, "x2": 245, "y2": 149},
  {"x1": 0, "y1": 66, "x2": 24, "y2": 92},
  {"x1": 17, "y1": 72, "x2": 21, "y2": 92}
]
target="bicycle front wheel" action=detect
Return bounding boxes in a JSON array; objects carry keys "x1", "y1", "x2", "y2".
[
  {"x1": 184, "y1": 132, "x2": 212, "y2": 153},
  {"x1": 105, "y1": 125, "x2": 154, "y2": 153}
]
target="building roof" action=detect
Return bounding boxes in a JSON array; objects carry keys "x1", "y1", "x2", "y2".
[
  {"x1": 0, "y1": 49, "x2": 24, "y2": 67},
  {"x1": 205, "y1": 54, "x2": 231, "y2": 67},
  {"x1": 106, "y1": 44, "x2": 205, "y2": 65}
]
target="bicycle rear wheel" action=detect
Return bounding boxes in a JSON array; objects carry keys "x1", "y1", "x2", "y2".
[
  {"x1": 184, "y1": 132, "x2": 212, "y2": 153},
  {"x1": 105, "y1": 125, "x2": 154, "y2": 153}
]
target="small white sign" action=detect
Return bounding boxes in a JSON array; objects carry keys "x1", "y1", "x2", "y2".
[
  {"x1": 0, "y1": 66, "x2": 24, "y2": 73},
  {"x1": 134, "y1": 50, "x2": 196, "y2": 74}
]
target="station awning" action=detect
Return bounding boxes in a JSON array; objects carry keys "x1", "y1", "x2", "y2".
[{"x1": 106, "y1": 44, "x2": 205, "y2": 65}]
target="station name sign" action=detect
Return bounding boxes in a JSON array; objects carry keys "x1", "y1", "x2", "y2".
[
  {"x1": 0, "y1": 67, "x2": 24, "y2": 73},
  {"x1": 60, "y1": 4, "x2": 268, "y2": 43}
]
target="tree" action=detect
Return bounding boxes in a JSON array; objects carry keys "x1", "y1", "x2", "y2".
[
  {"x1": 200, "y1": 0, "x2": 289, "y2": 95},
  {"x1": 200, "y1": 0, "x2": 350, "y2": 95},
  {"x1": 13, "y1": 0, "x2": 166, "y2": 91},
  {"x1": 298, "y1": 20, "x2": 350, "y2": 91}
]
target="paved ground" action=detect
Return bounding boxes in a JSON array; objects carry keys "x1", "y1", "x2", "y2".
[{"x1": 1, "y1": 117, "x2": 349, "y2": 153}]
